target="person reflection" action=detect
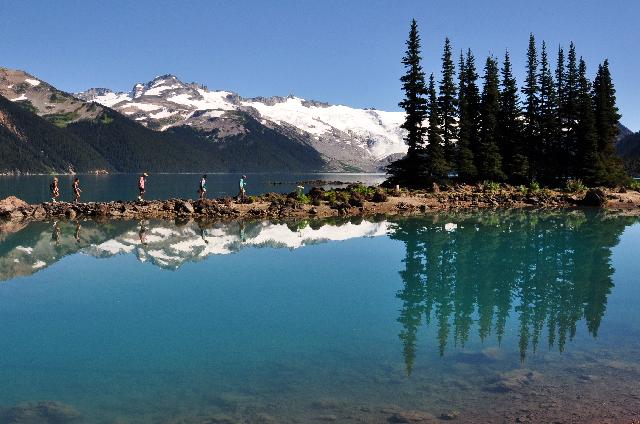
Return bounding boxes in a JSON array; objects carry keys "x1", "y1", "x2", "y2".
[
  {"x1": 51, "y1": 221, "x2": 61, "y2": 245},
  {"x1": 74, "y1": 221, "x2": 82, "y2": 243},
  {"x1": 138, "y1": 220, "x2": 148, "y2": 245},
  {"x1": 239, "y1": 221, "x2": 246, "y2": 243}
]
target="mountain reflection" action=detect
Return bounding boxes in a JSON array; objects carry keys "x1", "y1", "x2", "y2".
[
  {"x1": 389, "y1": 211, "x2": 637, "y2": 373},
  {"x1": 0, "y1": 217, "x2": 388, "y2": 279}
]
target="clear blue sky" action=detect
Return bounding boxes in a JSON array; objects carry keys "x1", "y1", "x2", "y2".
[{"x1": 1, "y1": 0, "x2": 638, "y2": 130}]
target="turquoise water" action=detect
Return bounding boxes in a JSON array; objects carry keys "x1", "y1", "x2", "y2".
[
  {"x1": 0, "y1": 211, "x2": 639, "y2": 422},
  {"x1": 0, "y1": 173, "x2": 386, "y2": 204}
]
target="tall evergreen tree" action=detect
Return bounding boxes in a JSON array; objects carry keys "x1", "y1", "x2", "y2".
[
  {"x1": 478, "y1": 56, "x2": 505, "y2": 181},
  {"x1": 538, "y1": 41, "x2": 560, "y2": 183},
  {"x1": 438, "y1": 38, "x2": 458, "y2": 166},
  {"x1": 575, "y1": 58, "x2": 598, "y2": 184},
  {"x1": 498, "y1": 50, "x2": 527, "y2": 183},
  {"x1": 563, "y1": 43, "x2": 580, "y2": 176},
  {"x1": 522, "y1": 33, "x2": 540, "y2": 181},
  {"x1": 592, "y1": 59, "x2": 627, "y2": 185},
  {"x1": 457, "y1": 49, "x2": 480, "y2": 181},
  {"x1": 555, "y1": 45, "x2": 570, "y2": 177},
  {"x1": 426, "y1": 74, "x2": 449, "y2": 178},
  {"x1": 387, "y1": 19, "x2": 429, "y2": 186}
]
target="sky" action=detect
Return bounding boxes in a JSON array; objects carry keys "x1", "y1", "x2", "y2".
[{"x1": 1, "y1": 0, "x2": 638, "y2": 130}]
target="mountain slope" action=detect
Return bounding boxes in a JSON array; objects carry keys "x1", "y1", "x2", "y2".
[
  {"x1": 0, "y1": 69, "x2": 325, "y2": 173},
  {"x1": 0, "y1": 94, "x2": 111, "y2": 173},
  {"x1": 616, "y1": 131, "x2": 640, "y2": 176}
]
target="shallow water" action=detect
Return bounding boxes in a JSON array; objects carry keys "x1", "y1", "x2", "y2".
[
  {"x1": 0, "y1": 211, "x2": 639, "y2": 423},
  {"x1": 0, "y1": 173, "x2": 386, "y2": 204}
]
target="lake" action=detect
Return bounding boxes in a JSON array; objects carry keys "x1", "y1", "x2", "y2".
[
  {"x1": 0, "y1": 173, "x2": 387, "y2": 204},
  {"x1": 0, "y1": 211, "x2": 639, "y2": 423}
]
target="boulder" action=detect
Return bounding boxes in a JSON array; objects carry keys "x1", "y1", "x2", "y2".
[
  {"x1": 175, "y1": 200, "x2": 195, "y2": 214},
  {"x1": 348, "y1": 192, "x2": 364, "y2": 207},
  {"x1": 0, "y1": 196, "x2": 30, "y2": 219},
  {"x1": 308, "y1": 186, "x2": 325, "y2": 200},
  {"x1": 372, "y1": 189, "x2": 388, "y2": 203},
  {"x1": 581, "y1": 188, "x2": 608, "y2": 207}
]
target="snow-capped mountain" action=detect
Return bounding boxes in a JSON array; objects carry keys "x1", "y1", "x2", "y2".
[{"x1": 77, "y1": 75, "x2": 407, "y2": 171}]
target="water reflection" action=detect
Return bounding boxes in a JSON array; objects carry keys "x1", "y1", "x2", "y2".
[
  {"x1": 0, "y1": 217, "x2": 388, "y2": 279},
  {"x1": 0, "y1": 212, "x2": 637, "y2": 374},
  {"x1": 390, "y1": 211, "x2": 637, "y2": 373}
]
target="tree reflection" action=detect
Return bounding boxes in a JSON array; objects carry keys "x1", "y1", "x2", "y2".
[{"x1": 390, "y1": 211, "x2": 635, "y2": 373}]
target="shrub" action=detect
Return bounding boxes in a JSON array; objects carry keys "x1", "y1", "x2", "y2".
[
  {"x1": 529, "y1": 181, "x2": 541, "y2": 194},
  {"x1": 483, "y1": 180, "x2": 501, "y2": 193},
  {"x1": 350, "y1": 184, "x2": 375, "y2": 199},
  {"x1": 565, "y1": 178, "x2": 587, "y2": 193},
  {"x1": 297, "y1": 193, "x2": 310, "y2": 204},
  {"x1": 627, "y1": 179, "x2": 640, "y2": 192},
  {"x1": 518, "y1": 185, "x2": 528, "y2": 195}
]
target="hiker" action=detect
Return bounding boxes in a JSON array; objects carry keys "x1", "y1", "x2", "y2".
[
  {"x1": 198, "y1": 174, "x2": 207, "y2": 200},
  {"x1": 238, "y1": 175, "x2": 247, "y2": 203},
  {"x1": 138, "y1": 173, "x2": 148, "y2": 201},
  {"x1": 72, "y1": 177, "x2": 82, "y2": 203},
  {"x1": 50, "y1": 177, "x2": 60, "y2": 202}
]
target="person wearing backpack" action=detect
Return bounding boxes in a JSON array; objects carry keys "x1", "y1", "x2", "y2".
[
  {"x1": 198, "y1": 175, "x2": 207, "y2": 200},
  {"x1": 138, "y1": 173, "x2": 148, "y2": 201},
  {"x1": 50, "y1": 177, "x2": 60, "y2": 203},
  {"x1": 72, "y1": 177, "x2": 82, "y2": 203}
]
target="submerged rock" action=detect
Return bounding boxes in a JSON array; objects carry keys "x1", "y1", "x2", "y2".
[
  {"x1": 388, "y1": 410, "x2": 437, "y2": 423},
  {"x1": 0, "y1": 400, "x2": 81, "y2": 424}
]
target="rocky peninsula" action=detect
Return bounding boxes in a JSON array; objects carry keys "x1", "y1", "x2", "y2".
[{"x1": 1, "y1": 184, "x2": 640, "y2": 224}]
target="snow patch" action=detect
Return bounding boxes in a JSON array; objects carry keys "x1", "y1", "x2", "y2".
[
  {"x1": 24, "y1": 78, "x2": 40, "y2": 86},
  {"x1": 32, "y1": 260, "x2": 46, "y2": 269}
]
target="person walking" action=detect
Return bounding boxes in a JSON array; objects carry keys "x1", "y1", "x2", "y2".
[
  {"x1": 138, "y1": 173, "x2": 148, "y2": 201},
  {"x1": 238, "y1": 175, "x2": 247, "y2": 203},
  {"x1": 72, "y1": 177, "x2": 82, "y2": 203},
  {"x1": 198, "y1": 174, "x2": 207, "y2": 200},
  {"x1": 50, "y1": 177, "x2": 60, "y2": 203}
]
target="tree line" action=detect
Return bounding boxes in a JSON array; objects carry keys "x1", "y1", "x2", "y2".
[{"x1": 388, "y1": 20, "x2": 628, "y2": 188}]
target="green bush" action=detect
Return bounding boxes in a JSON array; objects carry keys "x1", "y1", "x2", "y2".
[
  {"x1": 627, "y1": 179, "x2": 640, "y2": 192},
  {"x1": 518, "y1": 185, "x2": 528, "y2": 195},
  {"x1": 297, "y1": 193, "x2": 310, "y2": 204},
  {"x1": 529, "y1": 181, "x2": 541, "y2": 194},
  {"x1": 565, "y1": 178, "x2": 587, "y2": 193},
  {"x1": 483, "y1": 180, "x2": 501, "y2": 193},
  {"x1": 350, "y1": 184, "x2": 375, "y2": 198}
]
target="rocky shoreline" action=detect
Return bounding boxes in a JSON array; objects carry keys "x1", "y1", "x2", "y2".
[{"x1": 1, "y1": 184, "x2": 640, "y2": 224}]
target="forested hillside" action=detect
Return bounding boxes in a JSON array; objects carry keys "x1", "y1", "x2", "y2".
[{"x1": 0, "y1": 95, "x2": 110, "y2": 173}]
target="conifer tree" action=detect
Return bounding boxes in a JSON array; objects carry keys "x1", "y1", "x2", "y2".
[
  {"x1": 522, "y1": 33, "x2": 540, "y2": 181},
  {"x1": 555, "y1": 45, "x2": 569, "y2": 176},
  {"x1": 563, "y1": 43, "x2": 580, "y2": 176},
  {"x1": 592, "y1": 59, "x2": 627, "y2": 185},
  {"x1": 478, "y1": 56, "x2": 505, "y2": 181},
  {"x1": 426, "y1": 74, "x2": 449, "y2": 178},
  {"x1": 538, "y1": 41, "x2": 560, "y2": 183},
  {"x1": 438, "y1": 38, "x2": 458, "y2": 166},
  {"x1": 456, "y1": 49, "x2": 480, "y2": 181},
  {"x1": 498, "y1": 50, "x2": 527, "y2": 183},
  {"x1": 387, "y1": 19, "x2": 428, "y2": 186},
  {"x1": 575, "y1": 58, "x2": 598, "y2": 183}
]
